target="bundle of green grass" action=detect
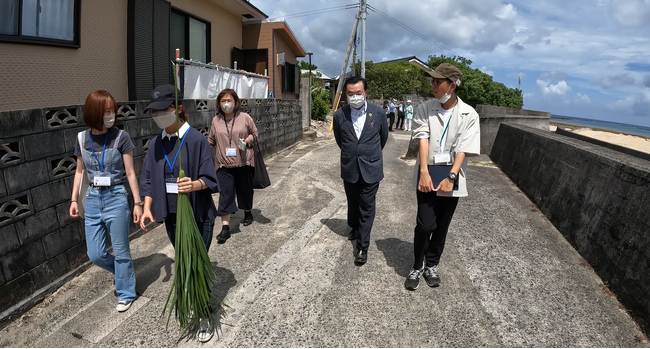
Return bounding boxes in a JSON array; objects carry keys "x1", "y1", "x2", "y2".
[{"x1": 162, "y1": 63, "x2": 217, "y2": 336}]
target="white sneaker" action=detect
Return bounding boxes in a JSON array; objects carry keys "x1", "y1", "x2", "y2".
[
  {"x1": 197, "y1": 318, "x2": 214, "y2": 342},
  {"x1": 116, "y1": 300, "x2": 132, "y2": 312}
]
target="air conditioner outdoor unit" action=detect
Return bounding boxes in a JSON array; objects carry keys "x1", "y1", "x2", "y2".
[{"x1": 277, "y1": 52, "x2": 285, "y2": 66}]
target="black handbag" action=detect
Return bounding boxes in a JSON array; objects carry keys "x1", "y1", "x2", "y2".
[{"x1": 252, "y1": 135, "x2": 271, "y2": 189}]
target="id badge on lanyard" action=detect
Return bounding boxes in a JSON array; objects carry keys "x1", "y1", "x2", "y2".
[
  {"x1": 162, "y1": 129, "x2": 189, "y2": 194},
  {"x1": 94, "y1": 175, "x2": 111, "y2": 186},
  {"x1": 224, "y1": 116, "x2": 238, "y2": 157},
  {"x1": 165, "y1": 177, "x2": 179, "y2": 194},
  {"x1": 226, "y1": 147, "x2": 237, "y2": 157},
  {"x1": 90, "y1": 131, "x2": 111, "y2": 186},
  {"x1": 434, "y1": 110, "x2": 454, "y2": 165}
]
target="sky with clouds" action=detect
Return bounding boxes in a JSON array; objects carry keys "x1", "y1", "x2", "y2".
[{"x1": 252, "y1": 0, "x2": 650, "y2": 127}]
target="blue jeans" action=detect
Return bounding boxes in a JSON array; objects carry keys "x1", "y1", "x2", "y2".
[{"x1": 84, "y1": 185, "x2": 136, "y2": 301}]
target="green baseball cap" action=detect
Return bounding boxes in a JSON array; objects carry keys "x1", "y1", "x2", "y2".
[{"x1": 428, "y1": 63, "x2": 462, "y2": 86}]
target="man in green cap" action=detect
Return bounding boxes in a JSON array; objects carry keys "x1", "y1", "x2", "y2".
[{"x1": 405, "y1": 63, "x2": 481, "y2": 291}]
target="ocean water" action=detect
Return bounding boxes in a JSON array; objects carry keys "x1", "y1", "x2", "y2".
[{"x1": 551, "y1": 115, "x2": 650, "y2": 139}]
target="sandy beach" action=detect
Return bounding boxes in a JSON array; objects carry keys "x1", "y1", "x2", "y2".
[{"x1": 550, "y1": 123, "x2": 650, "y2": 155}]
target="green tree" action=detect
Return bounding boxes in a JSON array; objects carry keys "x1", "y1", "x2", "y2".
[
  {"x1": 426, "y1": 55, "x2": 523, "y2": 108},
  {"x1": 311, "y1": 89, "x2": 330, "y2": 121},
  {"x1": 355, "y1": 61, "x2": 432, "y2": 99},
  {"x1": 298, "y1": 60, "x2": 318, "y2": 70}
]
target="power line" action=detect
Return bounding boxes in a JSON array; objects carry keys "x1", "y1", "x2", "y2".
[
  {"x1": 267, "y1": 4, "x2": 359, "y2": 22},
  {"x1": 367, "y1": 4, "x2": 457, "y2": 57}
]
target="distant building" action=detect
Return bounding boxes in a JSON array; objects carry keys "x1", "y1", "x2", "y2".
[{"x1": 242, "y1": 21, "x2": 306, "y2": 99}]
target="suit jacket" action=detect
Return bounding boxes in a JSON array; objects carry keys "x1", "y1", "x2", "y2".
[{"x1": 333, "y1": 102, "x2": 389, "y2": 183}]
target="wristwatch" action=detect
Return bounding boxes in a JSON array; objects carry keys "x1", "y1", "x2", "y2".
[
  {"x1": 134, "y1": 201, "x2": 144, "y2": 207},
  {"x1": 448, "y1": 172, "x2": 457, "y2": 181}
]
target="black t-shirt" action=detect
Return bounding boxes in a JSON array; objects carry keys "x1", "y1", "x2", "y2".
[{"x1": 74, "y1": 128, "x2": 135, "y2": 157}]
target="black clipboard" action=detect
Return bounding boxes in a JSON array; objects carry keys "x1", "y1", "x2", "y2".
[{"x1": 418, "y1": 165, "x2": 459, "y2": 191}]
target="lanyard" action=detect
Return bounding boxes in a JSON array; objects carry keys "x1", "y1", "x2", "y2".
[
  {"x1": 89, "y1": 130, "x2": 109, "y2": 172},
  {"x1": 162, "y1": 129, "x2": 189, "y2": 177},
  {"x1": 224, "y1": 115, "x2": 237, "y2": 146},
  {"x1": 438, "y1": 108, "x2": 455, "y2": 154}
]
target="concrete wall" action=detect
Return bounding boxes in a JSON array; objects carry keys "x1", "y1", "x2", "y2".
[
  {"x1": 169, "y1": 0, "x2": 243, "y2": 67},
  {"x1": 491, "y1": 123, "x2": 650, "y2": 334},
  {"x1": 476, "y1": 104, "x2": 550, "y2": 156},
  {"x1": 0, "y1": 98, "x2": 302, "y2": 316},
  {"x1": 300, "y1": 77, "x2": 311, "y2": 131},
  {"x1": 0, "y1": 0, "x2": 129, "y2": 112}
]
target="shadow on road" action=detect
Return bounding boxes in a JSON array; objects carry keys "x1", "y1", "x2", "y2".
[
  {"x1": 133, "y1": 253, "x2": 174, "y2": 295},
  {"x1": 210, "y1": 263, "x2": 237, "y2": 342},
  {"x1": 376, "y1": 238, "x2": 413, "y2": 278},
  {"x1": 320, "y1": 218, "x2": 349, "y2": 238}
]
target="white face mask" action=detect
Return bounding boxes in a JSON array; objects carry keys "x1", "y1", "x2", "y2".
[
  {"x1": 103, "y1": 113, "x2": 115, "y2": 128},
  {"x1": 221, "y1": 103, "x2": 235, "y2": 114},
  {"x1": 152, "y1": 110, "x2": 177, "y2": 129},
  {"x1": 348, "y1": 94, "x2": 366, "y2": 109},
  {"x1": 437, "y1": 85, "x2": 452, "y2": 104}
]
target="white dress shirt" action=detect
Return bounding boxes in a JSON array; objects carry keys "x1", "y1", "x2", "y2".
[
  {"x1": 162, "y1": 121, "x2": 190, "y2": 140},
  {"x1": 350, "y1": 101, "x2": 367, "y2": 139}
]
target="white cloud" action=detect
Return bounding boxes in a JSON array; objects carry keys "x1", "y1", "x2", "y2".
[
  {"x1": 540, "y1": 71, "x2": 566, "y2": 81},
  {"x1": 480, "y1": 66, "x2": 494, "y2": 76},
  {"x1": 524, "y1": 92, "x2": 535, "y2": 98},
  {"x1": 507, "y1": 72, "x2": 527, "y2": 80},
  {"x1": 537, "y1": 79, "x2": 571, "y2": 96},
  {"x1": 612, "y1": 0, "x2": 650, "y2": 28},
  {"x1": 495, "y1": 3, "x2": 517, "y2": 20},
  {"x1": 614, "y1": 88, "x2": 650, "y2": 116},
  {"x1": 591, "y1": 74, "x2": 636, "y2": 89},
  {"x1": 575, "y1": 93, "x2": 591, "y2": 104},
  {"x1": 643, "y1": 74, "x2": 650, "y2": 88}
]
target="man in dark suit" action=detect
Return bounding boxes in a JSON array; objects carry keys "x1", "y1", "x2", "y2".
[{"x1": 333, "y1": 76, "x2": 389, "y2": 265}]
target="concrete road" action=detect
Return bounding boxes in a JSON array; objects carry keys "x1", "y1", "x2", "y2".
[{"x1": 1, "y1": 132, "x2": 648, "y2": 347}]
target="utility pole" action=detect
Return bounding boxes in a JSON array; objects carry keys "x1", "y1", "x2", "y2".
[
  {"x1": 333, "y1": 11, "x2": 360, "y2": 110},
  {"x1": 307, "y1": 52, "x2": 314, "y2": 86},
  {"x1": 352, "y1": 31, "x2": 357, "y2": 76},
  {"x1": 360, "y1": 0, "x2": 367, "y2": 78}
]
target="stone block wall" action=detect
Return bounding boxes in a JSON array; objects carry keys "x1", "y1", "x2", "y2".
[
  {"x1": 491, "y1": 123, "x2": 650, "y2": 334},
  {"x1": 0, "y1": 98, "x2": 301, "y2": 315}
]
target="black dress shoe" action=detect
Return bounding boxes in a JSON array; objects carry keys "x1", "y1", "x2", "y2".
[
  {"x1": 354, "y1": 249, "x2": 368, "y2": 266},
  {"x1": 348, "y1": 230, "x2": 358, "y2": 241},
  {"x1": 216, "y1": 226, "x2": 231, "y2": 244},
  {"x1": 242, "y1": 211, "x2": 254, "y2": 226}
]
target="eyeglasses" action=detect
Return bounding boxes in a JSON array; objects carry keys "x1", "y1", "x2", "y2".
[{"x1": 432, "y1": 79, "x2": 451, "y2": 87}]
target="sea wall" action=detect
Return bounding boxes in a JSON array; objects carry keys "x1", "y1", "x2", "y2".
[{"x1": 491, "y1": 123, "x2": 650, "y2": 333}]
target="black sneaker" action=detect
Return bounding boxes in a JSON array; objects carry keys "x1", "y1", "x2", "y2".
[
  {"x1": 347, "y1": 229, "x2": 358, "y2": 241},
  {"x1": 354, "y1": 249, "x2": 368, "y2": 266},
  {"x1": 423, "y1": 265, "x2": 441, "y2": 287},
  {"x1": 216, "y1": 226, "x2": 231, "y2": 244},
  {"x1": 405, "y1": 266, "x2": 424, "y2": 291},
  {"x1": 242, "y1": 211, "x2": 254, "y2": 226}
]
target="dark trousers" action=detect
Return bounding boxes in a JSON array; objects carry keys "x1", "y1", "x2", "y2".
[
  {"x1": 344, "y1": 178, "x2": 379, "y2": 251},
  {"x1": 397, "y1": 114, "x2": 405, "y2": 129},
  {"x1": 413, "y1": 191, "x2": 459, "y2": 269},
  {"x1": 216, "y1": 166, "x2": 254, "y2": 216},
  {"x1": 389, "y1": 112, "x2": 395, "y2": 131},
  {"x1": 164, "y1": 213, "x2": 214, "y2": 252}
]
